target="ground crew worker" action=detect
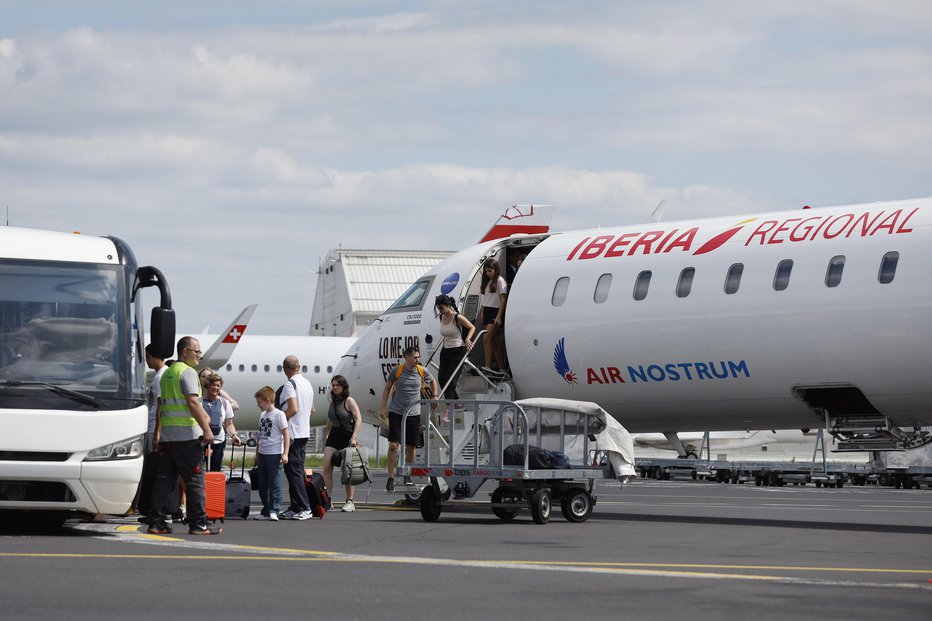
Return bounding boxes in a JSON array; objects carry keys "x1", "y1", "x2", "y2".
[{"x1": 147, "y1": 336, "x2": 220, "y2": 535}]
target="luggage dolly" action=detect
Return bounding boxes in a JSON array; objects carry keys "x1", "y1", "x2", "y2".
[{"x1": 397, "y1": 399, "x2": 615, "y2": 524}]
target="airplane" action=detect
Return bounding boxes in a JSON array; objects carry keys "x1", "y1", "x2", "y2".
[
  {"x1": 186, "y1": 205, "x2": 556, "y2": 431},
  {"x1": 335, "y1": 196, "x2": 932, "y2": 454},
  {"x1": 632, "y1": 429, "x2": 828, "y2": 459}
]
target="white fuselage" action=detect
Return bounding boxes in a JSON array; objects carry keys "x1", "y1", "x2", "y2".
[
  {"x1": 199, "y1": 334, "x2": 355, "y2": 429},
  {"x1": 337, "y1": 197, "x2": 932, "y2": 434}
]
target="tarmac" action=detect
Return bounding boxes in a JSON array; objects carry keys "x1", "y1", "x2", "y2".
[{"x1": 1, "y1": 475, "x2": 930, "y2": 620}]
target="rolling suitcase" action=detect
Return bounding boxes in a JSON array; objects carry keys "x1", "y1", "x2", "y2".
[
  {"x1": 304, "y1": 468, "x2": 330, "y2": 519},
  {"x1": 225, "y1": 443, "x2": 251, "y2": 519},
  {"x1": 204, "y1": 446, "x2": 227, "y2": 522}
]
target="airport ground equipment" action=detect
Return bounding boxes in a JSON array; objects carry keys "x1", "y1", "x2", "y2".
[
  {"x1": 396, "y1": 397, "x2": 636, "y2": 524},
  {"x1": 633, "y1": 428, "x2": 932, "y2": 489}
]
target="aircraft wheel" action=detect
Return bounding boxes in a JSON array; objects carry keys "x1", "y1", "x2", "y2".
[
  {"x1": 529, "y1": 489, "x2": 551, "y2": 524},
  {"x1": 419, "y1": 486, "x2": 442, "y2": 522},
  {"x1": 491, "y1": 487, "x2": 520, "y2": 521},
  {"x1": 560, "y1": 488, "x2": 593, "y2": 523}
]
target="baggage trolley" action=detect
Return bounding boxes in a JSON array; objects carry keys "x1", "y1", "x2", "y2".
[{"x1": 397, "y1": 399, "x2": 617, "y2": 525}]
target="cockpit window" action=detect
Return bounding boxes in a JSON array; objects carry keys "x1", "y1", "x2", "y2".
[{"x1": 385, "y1": 277, "x2": 435, "y2": 313}]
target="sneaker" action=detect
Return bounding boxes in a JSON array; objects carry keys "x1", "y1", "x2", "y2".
[
  {"x1": 386, "y1": 478, "x2": 395, "y2": 492},
  {"x1": 403, "y1": 476, "x2": 413, "y2": 486},
  {"x1": 189, "y1": 522, "x2": 222, "y2": 535},
  {"x1": 147, "y1": 523, "x2": 172, "y2": 535},
  {"x1": 279, "y1": 510, "x2": 296, "y2": 520},
  {"x1": 341, "y1": 500, "x2": 356, "y2": 512},
  {"x1": 269, "y1": 512, "x2": 279, "y2": 522},
  {"x1": 293, "y1": 509, "x2": 313, "y2": 521},
  {"x1": 253, "y1": 514, "x2": 271, "y2": 521}
]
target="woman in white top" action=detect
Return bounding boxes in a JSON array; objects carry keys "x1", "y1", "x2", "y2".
[
  {"x1": 434, "y1": 294, "x2": 476, "y2": 404},
  {"x1": 479, "y1": 259, "x2": 508, "y2": 374}
]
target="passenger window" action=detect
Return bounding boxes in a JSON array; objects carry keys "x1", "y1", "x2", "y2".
[
  {"x1": 225, "y1": 364, "x2": 232, "y2": 372},
  {"x1": 277, "y1": 365, "x2": 282, "y2": 372},
  {"x1": 773, "y1": 259, "x2": 793, "y2": 291},
  {"x1": 825, "y1": 255, "x2": 845, "y2": 287},
  {"x1": 878, "y1": 251, "x2": 899, "y2": 284},
  {"x1": 633, "y1": 271, "x2": 652, "y2": 301},
  {"x1": 301, "y1": 365, "x2": 308, "y2": 373},
  {"x1": 314, "y1": 365, "x2": 321, "y2": 373},
  {"x1": 264, "y1": 364, "x2": 270, "y2": 372},
  {"x1": 594, "y1": 273, "x2": 612, "y2": 303},
  {"x1": 327, "y1": 366, "x2": 333, "y2": 373},
  {"x1": 724, "y1": 263, "x2": 743, "y2": 294},
  {"x1": 238, "y1": 364, "x2": 244, "y2": 372},
  {"x1": 251, "y1": 364, "x2": 257, "y2": 372},
  {"x1": 552, "y1": 277, "x2": 570, "y2": 306},
  {"x1": 676, "y1": 267, "x2": 695, "y2": 298}
]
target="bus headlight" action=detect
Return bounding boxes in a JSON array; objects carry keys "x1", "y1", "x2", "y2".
[{"x1": 84, "y1": 435, "x2": 145, "y2": 461}]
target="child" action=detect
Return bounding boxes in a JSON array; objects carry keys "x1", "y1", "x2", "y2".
[{"x1": 253, "y1": 386, "x2": 289, "y2": 521}]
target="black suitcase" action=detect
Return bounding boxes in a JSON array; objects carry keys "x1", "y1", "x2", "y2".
[{"x1": 225, "y1": 443, "x2": 252, "y2": 519}]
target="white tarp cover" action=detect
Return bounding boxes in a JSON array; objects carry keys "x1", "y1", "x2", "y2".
[{"x1": 515, "y1": 398, "x2": 637, "y2": 481}]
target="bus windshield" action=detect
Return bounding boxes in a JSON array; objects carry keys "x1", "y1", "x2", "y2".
[{"x1": 0, "y1": 260, "x2": 128, "y2": 410}]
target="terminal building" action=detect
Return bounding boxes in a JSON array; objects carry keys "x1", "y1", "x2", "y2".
[
  {"x1": 306, "y1": 248, "x2": 453, "y2": 451},
  {"x1": 309, "y1": 248, "x2": 454, "y2": 338}
]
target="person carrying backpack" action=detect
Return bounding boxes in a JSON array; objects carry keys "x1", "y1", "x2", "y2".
[{"x1": 378, "y1": 346, "x2": 439, "y2": 492}]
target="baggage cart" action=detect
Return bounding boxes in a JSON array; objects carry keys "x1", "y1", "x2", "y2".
[{"x1": 397, "y1": 398, "x2": 633, "y2": 525}]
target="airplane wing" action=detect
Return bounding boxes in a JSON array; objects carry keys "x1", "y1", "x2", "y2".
[
  {"x1": 199, "y1": 304, "x2": 258, "y2": 370},
  {"x1": 478, "y1": 204, "x2": 553, "y2": 243}
]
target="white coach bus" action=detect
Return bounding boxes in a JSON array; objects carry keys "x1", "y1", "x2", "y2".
[{"x1": 0, "y1": 226, "x2": 174, "y2": 528}]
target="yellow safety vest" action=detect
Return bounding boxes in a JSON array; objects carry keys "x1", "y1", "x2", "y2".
[{"x1": 159, "y1": 361, "x2": 201, "y2": 440}]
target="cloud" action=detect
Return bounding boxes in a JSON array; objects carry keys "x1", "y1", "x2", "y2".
[{"x1": 2, "y1": 3, "x2": 931, "y2": 333}]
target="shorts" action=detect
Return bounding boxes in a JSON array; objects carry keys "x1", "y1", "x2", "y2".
[
  {"x1": 325, "y1": 426, "x2": 353, "y2": 451},
  {"x1": 388, "y1": 412, "x2": 421, "y2": 446},
  {"x1": 482, "y1": 306, "x2": 499, "y2": 326}
]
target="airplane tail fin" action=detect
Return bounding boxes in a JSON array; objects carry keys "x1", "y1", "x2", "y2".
[
  {"x1": 478, "y1": 204, "x2": 553, "y2": 243},
  {"x1": 200, "y1": 304, "x2": 258, "y2": 370}
]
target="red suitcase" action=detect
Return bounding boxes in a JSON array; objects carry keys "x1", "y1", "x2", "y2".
[{"x1": 204, "y1": 446, "x2": 227, "y2": 522}]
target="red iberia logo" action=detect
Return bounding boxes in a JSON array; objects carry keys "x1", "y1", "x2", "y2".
[{"x1": 692, "y1": 219, "x2": 756, "y2": 255}]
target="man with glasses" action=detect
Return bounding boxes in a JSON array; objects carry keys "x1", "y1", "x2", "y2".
[{"x1": 148, "y1": 336, "x2": 221, "y2": 535}]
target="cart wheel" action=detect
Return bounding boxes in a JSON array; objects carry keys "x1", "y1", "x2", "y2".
[
  {"x1": 491, "y1": 487, "x2": 521, "y2": 521},
  {"x1": 404, "y1": 491, "x2": 422, "y2": 504},
  {"x1": 529, "y1": 489, "x2": 551, "y2": 524},
  {"x1": 560, "y1": 488, "x2": 593, "y2": 523},
  {"x1": 419, "y1": 486, "x2": 442, "y2": 522}
]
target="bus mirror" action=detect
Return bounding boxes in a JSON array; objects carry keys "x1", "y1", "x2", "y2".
[{"x1": 150, "y1": 307, "x2": 176, "y2": 359}]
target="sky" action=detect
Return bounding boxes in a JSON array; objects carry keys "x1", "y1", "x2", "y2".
[{"x1": 2, "y1": 1, "x2": 931, "y2": 335}]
